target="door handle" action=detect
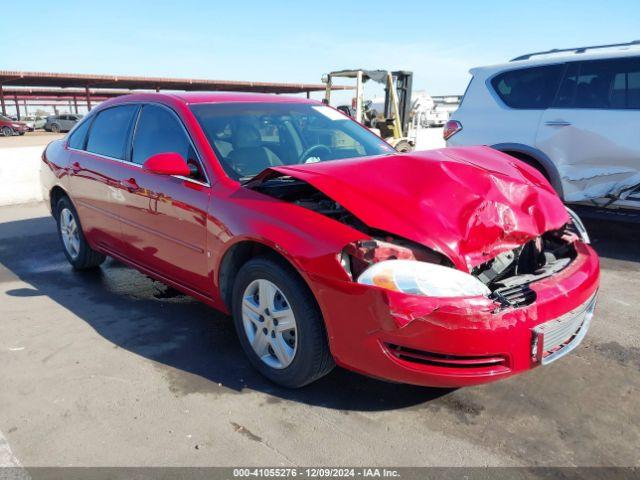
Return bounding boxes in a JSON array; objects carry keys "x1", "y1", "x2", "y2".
[
  {"x1": 544, "y1": 120, "x2": 572, "y2": 127},
  {"x1": 71, "y1": 161, "x2": 81, "y2": 173},
  {"x1": 120, "y1": 178, "x2": 140, "y2": 192}
]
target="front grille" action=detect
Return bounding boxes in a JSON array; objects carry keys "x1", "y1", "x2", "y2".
[
  {"x1": 532, "y1": 293, "x2": 597, "y2": 365},
  {"x1": 385, "y1": 343, "x2": 509, "y2": 371},
  {"x1": 491, "y1": 284, "x2": 536, "y2": 307}
]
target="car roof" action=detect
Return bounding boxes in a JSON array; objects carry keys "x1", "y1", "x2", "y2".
[
  {"x1": 102, "y1": 91, "x2": 319, "y2": 106},
  {"x1": 471, "y1": 46, "x2": 640, "y2": 76}
]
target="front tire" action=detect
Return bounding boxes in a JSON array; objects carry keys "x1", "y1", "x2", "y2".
[
  {"x1": 1, "y1": 126, "x2": 13, "y2": 137},
  {"x1": 56, "y1": 196, "x2": 105, "y2": 270},
  {"x1": 232, "y1": 257, "x2": 334, "y2": 388}
]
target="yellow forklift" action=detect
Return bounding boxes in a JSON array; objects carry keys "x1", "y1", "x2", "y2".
[{"x1": 322, "y1": 69, "x2": 414, "y2": 152}]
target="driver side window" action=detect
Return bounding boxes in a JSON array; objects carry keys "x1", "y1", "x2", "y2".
[{"x1": 132, "y1": 104, "x2": 205, "y2": 181}]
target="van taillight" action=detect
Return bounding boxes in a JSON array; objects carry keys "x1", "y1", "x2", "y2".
[{"x1": 443, "y1": 120, "x2": 462, "y2": 140}]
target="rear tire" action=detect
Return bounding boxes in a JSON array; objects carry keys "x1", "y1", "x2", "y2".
[
  {"x1": 394, "y1": 139, "x2": 413, "y2": 153},
  {"x1": 56, "y1": 196, "x2": 105, "y2": 270},
  {"x1": 50, "y1": 123, "x2": 61, "y2": 133},
  {"x1": 232, "y1": 257, "x2": 334, "y2": 388}
]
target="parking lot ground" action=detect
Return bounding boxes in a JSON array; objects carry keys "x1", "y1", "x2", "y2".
[
  {"x1": 0, "y1": 202, "x2": 638, "y2": 467},
  {"x1": 0, "y1": 131, "x2": 64, "y2": 148}
]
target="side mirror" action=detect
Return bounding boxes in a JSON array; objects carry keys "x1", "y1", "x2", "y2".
[{"x1": 142, "y1": 152, "x2": 191, "y2": 177}]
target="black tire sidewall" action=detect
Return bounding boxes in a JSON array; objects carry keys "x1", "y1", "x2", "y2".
[
  {"x1": 232, "y1": 257, "x2": 330, "y2": 388},
  {"x1": 395, "y1": 140, "x2": 412, "y2": 152}
]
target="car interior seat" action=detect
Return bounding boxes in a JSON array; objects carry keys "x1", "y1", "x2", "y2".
[{"x1": 227, "y1": 123, "x2": 283, "y2": 177}]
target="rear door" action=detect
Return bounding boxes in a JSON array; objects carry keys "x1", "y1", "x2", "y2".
[
  {"x1": 68, "y1": 104, "x2": 139, "y2": 253},
  {"x1": 537, "y1": 58, "x2": 640, "y2": 203},
  {"x1": 117, "y1": 103, "x2": 211, "y2": 294}
]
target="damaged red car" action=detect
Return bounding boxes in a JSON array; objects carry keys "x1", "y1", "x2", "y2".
[{"x1": 40, "y1": 93, "x2": 600, "y2": 388}]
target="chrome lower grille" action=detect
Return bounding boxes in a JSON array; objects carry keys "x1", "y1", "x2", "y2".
[{"x1": 532, "y1": 292, "x2": 597, "y2": 365}]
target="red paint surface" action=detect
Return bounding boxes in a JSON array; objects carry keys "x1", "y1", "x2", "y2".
[
  {"x1": 40, "y1": 92, "x2": 600, "y2": 387},
  {"x1": 142, "y1": 152, "x2": 191, "y2": 177},
  {"x1": 257, "y1": 146, "x2": 569, "y2": 271},
  {"x1": 0, "y1": 117, "x2": 28, "y2": 133}
]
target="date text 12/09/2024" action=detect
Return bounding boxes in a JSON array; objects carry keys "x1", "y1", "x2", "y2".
[{"x1": 233, "y1": 468, "x2": 400, "y2": 478}]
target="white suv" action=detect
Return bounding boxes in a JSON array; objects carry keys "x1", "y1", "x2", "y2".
[{"x1": 445, "y1": 41, "x2": 640, "y2": 213}]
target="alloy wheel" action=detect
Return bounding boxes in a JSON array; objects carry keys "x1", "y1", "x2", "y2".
[
  {"x1": 59, "y1": 208, "x2": 80, "y2": 259},
  {"x1": 241, "y1": 279, "x2": 297, "y2": 369}
]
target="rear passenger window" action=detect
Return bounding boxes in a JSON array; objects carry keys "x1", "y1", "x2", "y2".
[
  {"x1": 554, "y1": 58, "x2": 640, "y2": 109},
  {"x1": 573, "y1": 60, "x2": 620, "y2": 108},
  {"x1": 554, "y1": 62, "x2": 579, "y2": 108},
  {"x1": 491, "y1": 65, "x2": 563, "y2": 109},
  {"x1": 67, "y1": 118, "x2": 92, "y2": 150},
  {"x1": 86, "y1": 105, "x2": 138, "y2": 159},
  {"x1": 628, "y1": 70, "x2": 640, "y2": 108}
]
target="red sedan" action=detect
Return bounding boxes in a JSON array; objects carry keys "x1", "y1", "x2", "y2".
[
  {"x1": 0, "y1": 114, "x2": 28, "y2": 136},
  {"x1": 40, "y1": 93, "x2": 599, "y2": 388}
]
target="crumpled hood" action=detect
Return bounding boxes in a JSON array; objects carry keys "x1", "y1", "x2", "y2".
[{"x1": 255, "y1": 146, "x2": 570, "y2": 271}]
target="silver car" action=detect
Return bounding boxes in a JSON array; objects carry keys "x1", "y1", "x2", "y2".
[
  {"x1": 22, "y1": 116, "x2": 47, "y2": 131},
  {"x1": 44, "y1": 114, "x2": 83, "y2": 133}
]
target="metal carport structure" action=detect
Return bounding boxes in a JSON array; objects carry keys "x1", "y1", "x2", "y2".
[{"x1": 0, "y1": 70, "x2": 348, "y2": 118}]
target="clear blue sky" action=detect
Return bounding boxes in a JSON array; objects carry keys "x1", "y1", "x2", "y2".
[{"x1": 4, "y1": 0, "x2": 640, "y2": 98}]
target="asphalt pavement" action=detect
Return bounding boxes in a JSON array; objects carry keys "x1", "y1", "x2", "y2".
[{"x1": 0, "y1": 202, "x2": 638, "y2": 467}]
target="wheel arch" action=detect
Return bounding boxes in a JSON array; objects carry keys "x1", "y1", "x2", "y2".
[
  {"x1": 492, "y1": 143, "x2": 564, "y2": 199},
  {"x1": 217, "y1": 238, "x2": 318, "y2": 314},
  {"x1": 49, "y1": 185, "x2": 69, "y2": 219}
]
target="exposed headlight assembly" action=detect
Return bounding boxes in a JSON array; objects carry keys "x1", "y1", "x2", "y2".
[
  {"x1": 357, "y1": 259, "x2": 491, "y2": 297},
  {"x1": 566, "y1": 207, "x2": 590, "y2": 244}
]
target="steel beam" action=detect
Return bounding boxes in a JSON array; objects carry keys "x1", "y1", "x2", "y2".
[
  {"x1": 85, "y1": 86, "x2": 92, "y2": 111},
  {"x1": 0, "y1": 83, "x2": 5, "y2": 116},
  {"x1": 14, "y1": 95, "x2": 20, "y2": 120}
]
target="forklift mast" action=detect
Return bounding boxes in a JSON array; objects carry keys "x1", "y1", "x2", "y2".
[
  {"x1": 384, "y1": 71, "x2": 413, "y2": 136},
  {"x1": 322, "y1": 69, "x2": 415, "y2": 150}
]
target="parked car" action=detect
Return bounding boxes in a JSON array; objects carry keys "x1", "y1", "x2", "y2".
[
  {"x1": 44, "y1": 114, "x2": 83, "y2": 133},
  {"x1": 22, "y1": 115, "x2": 47, "y2": 131},
  {"x1": 0, "y1": 115, "x2": 28, "y2": 136},
  {"x1": 41, "y1": 93, "x2": 599, "y2": 388},
  {"x1": 445, "y1": 41, "x2": 640, "y2": 213}
]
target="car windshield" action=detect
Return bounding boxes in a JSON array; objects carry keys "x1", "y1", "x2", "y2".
[
  {"x1": 0, "y1": 115, "x2": 11, "y2": 122},
  {"x1": 190, "y1": 102, "x2": 395, "y2": 181}
]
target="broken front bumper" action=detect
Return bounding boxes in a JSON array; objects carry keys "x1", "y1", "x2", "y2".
[
  {"x1": 532, "y1": 291, "x2": 597, "y2": 365},
  {"x1": 314, "y1": 242, "x2": 600, "y2": 388}
]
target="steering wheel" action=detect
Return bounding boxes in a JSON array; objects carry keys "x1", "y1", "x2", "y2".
[{"x1": 298, "y1": 144, "x2": 332, "y2": 164}]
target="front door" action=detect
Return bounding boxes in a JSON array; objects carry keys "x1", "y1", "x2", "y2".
[{"x1": 117, "y1": 103, "x2": 211, "y2": 294}]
